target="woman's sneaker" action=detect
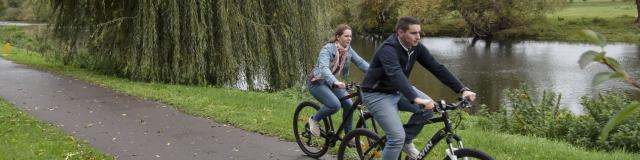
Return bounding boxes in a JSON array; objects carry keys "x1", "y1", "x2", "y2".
[{"x1": 308, "y1": 117, "x2": 321, "y2": 136}]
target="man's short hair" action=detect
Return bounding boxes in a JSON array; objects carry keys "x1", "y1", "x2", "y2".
[{"x1": 394, "y1": 16, "x2": 421, "y2": 33}]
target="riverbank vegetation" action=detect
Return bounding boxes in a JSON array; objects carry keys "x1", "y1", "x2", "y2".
[{"x1": 477, "y1": 85, "x2": 640, "y2": 152}]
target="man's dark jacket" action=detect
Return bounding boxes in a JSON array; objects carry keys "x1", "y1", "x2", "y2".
[{"x1": 361, "y1": 34, "x2": 466, "y2": 101}]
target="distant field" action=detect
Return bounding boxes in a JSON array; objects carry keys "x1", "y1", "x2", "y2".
[{"x1": 550, "y1": 1, "x2": 636, "y2": 19}]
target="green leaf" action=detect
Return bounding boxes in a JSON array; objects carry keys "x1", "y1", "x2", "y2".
[
  {"x1": 610, "y1": 72, "x2": 625, "y2": 79},
  {"x1": 605, "y1": 57, "x2": 625, "y2": 71},
  {"x1": 579, "y1": 30, "x2": 607, "y2": 47},
  {"x1": 592, "y1": 72, "x2": 623, "y2": 86},
  {"x1": 599, "y1": 102, "x2": 640, "y2": 141},
  {"x1": 594, "y1": 53, "x2": 606, "y2": 63},
  {"x1": 578, "y1": 51, "x2": 601, "y2": 69}
]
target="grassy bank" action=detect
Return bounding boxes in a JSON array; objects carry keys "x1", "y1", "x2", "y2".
[
  {"x1": 428, "y1": 1, "x2": 640, "y2": 43},
  {"x1": 3, "y1": 48, "x2": 639, "y2": 159},
  {"x1": 0, "y1": 96, "x2": 111, "y2": 159}
]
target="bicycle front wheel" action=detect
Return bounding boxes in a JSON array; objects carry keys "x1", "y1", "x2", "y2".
[
  {"x1": 293, "y1": 101, "x2": 330, "y2": 158},
  {"x1": 442, "y1": 148, "x2": 494, "y2": 160},
  {"x1": 338, "y1": 128, "x2": 384, "y2": 160}
]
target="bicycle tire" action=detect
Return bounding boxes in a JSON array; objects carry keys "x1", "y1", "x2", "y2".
[
  {"x1": 442, "y1": 148, "x2": 494, "y2": 160},
  {"x1": 293, "y1": 101, "x2": 331, "y2": 158},
  {"x1": 337, "y1": 128, "x2": 383, "y2": 160}
]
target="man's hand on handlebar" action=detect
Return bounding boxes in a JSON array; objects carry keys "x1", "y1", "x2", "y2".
[
  {"x1": 414, "y1": 98, "x2": 434, "y2": 110},
  {"x1": 462, "y1": 90, "x2": 477, "y2": 102}
]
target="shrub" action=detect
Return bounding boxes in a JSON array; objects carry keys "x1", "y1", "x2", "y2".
[
  {"x1": 478, "y1": 85, "x2": 640, "y2": 152},
  {"x1": 477, "y1": 84, "x2": 574, "y2": 138},
  {"x1": 566, "y1": 93, "x2": 640, "y2": 151}
]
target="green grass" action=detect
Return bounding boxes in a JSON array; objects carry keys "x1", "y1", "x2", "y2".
[
  {"x1": 550, "y1": 1, "x2": 636, "y2": 19},
  {"x1": 540, "y1": 1, "x2": 640, "y2": 42},
  {"x1": 3, "y1": 48, "x2": 640, "y2": 159},
  {"x1": 0, "y1": 96, "x2": 111, "y2": 160}
]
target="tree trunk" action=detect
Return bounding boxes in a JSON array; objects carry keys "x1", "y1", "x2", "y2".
[{"x1": 636, "y1": 0, "x2": 640, "y2": 25}]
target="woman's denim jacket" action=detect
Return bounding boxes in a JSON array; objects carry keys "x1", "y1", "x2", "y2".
[{"x1": 310, "y1": 42, "x2": 369, "y2": 86}]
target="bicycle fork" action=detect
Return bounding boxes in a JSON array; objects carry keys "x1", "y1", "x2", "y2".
[{"x1": 445, "y1": 136, "x2": 467, "y2": 160}]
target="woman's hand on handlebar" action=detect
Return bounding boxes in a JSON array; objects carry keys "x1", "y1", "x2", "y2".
[
  {"x1": 333, "y1": 81, "x2": 346, "y2": 89},
  {"x1": 414, "y1": 98, "x2": 434, "y2": 110}
]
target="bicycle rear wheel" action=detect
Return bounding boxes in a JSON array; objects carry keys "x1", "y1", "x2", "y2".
[
  {"x1": 338, "y1": 128, "x2": 384, "y2": 160},
  {"x1": 442, "y1": 148, "x2": 494, "y2": 160},
  {"x1": 293, "y1": 101, "x2": 331, "y2": 158}
]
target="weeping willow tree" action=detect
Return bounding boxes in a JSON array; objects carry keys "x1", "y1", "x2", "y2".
[{"x1": 50, "y1": 0, "x2": 330, "y2": 90}]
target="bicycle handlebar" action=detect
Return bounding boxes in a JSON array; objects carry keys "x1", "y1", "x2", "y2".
[
  {"x1": 336, "y1": 82, "x2": 360, "y2": 101},
  {"x1": 331, "y1": 82, "x2": 356, "y2": 91},
  {"x1": 432, "y1": 97, "x2": 472, "y2": 113}
]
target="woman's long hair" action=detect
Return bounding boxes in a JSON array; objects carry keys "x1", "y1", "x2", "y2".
[{"x1": 329, "y1": 24, "x2": 351, "y2": 43}]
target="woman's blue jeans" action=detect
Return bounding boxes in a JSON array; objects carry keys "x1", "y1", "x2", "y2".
[{"x1": 309, "y1": 81, "x2": 354, "y2": 133}]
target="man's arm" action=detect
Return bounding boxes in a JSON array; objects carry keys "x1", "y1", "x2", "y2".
[
  {"x1": 416, "y1": 46, "x2": 476, "y2": 101},
  {"x1": 415, "y1": 46, "x2": 465, "y2": 93}
]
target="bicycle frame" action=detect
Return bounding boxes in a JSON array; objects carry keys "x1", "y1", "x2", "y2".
[
  {"x1": 336, "y1": 99, "x2": 493, "y2": 160},
  {"x1": 363, "y1": 100, "x2": 467, "y2": 159},
  {"x1": 322, "y1": 85, "x2": 371, "y2": 146},
  {"x1": 415, "y1": 101, "x2": 467, "y2": 159}
]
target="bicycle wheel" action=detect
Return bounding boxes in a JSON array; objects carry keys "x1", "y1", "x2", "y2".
[
  {"x1": 338, "y1": 128, "x2": 384, "y2": 160},
  {"x1": 293, "y1": 101, "x2": 331, "y2": 158},
  {"x1": 355, "y1": 112, "x2": 381, "y2": 135},
  {"x1": 442, "y1": 148, "x2": 494, "y2": 160}
]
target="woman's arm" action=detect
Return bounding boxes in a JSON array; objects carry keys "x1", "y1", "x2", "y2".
[
  {"x1": 316, "y1": 44, "x2": 339, "y2": 85},
  {"x1": 349, "y1": 48, "x2": 369, "y2": 73}
]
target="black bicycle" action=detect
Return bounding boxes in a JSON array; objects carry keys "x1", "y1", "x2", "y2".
[
  {"x1": 337, "y1": 98, "x2": 494, "y2": 160},
  {"x1": 293, "y1": 83, "x2": 381, "y2": 158}
]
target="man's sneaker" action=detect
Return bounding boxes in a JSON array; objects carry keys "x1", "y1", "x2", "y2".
[
  {"x1": 308, "y1": 117, "x2": 321, "y2": 136},
  {"x1": 403, "y1": 143, "x2": 420, "y2": 160}
]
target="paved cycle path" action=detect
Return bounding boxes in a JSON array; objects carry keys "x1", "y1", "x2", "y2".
[{"x1": 0, "y1": 58, "x2": 325, "y2": 159}]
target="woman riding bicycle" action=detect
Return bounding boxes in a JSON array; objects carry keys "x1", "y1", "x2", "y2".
[{"x1": 306, "y1": 24, "x2": 369, "y2": 138}]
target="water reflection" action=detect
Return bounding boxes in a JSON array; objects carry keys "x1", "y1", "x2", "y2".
[{"x1": 349, "y1": 36, "x2": 640, "y2": 114}]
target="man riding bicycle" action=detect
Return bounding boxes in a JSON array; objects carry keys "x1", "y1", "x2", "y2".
[{"x1": 360, "y1": 16, "x2": 476, "y2": 160}]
